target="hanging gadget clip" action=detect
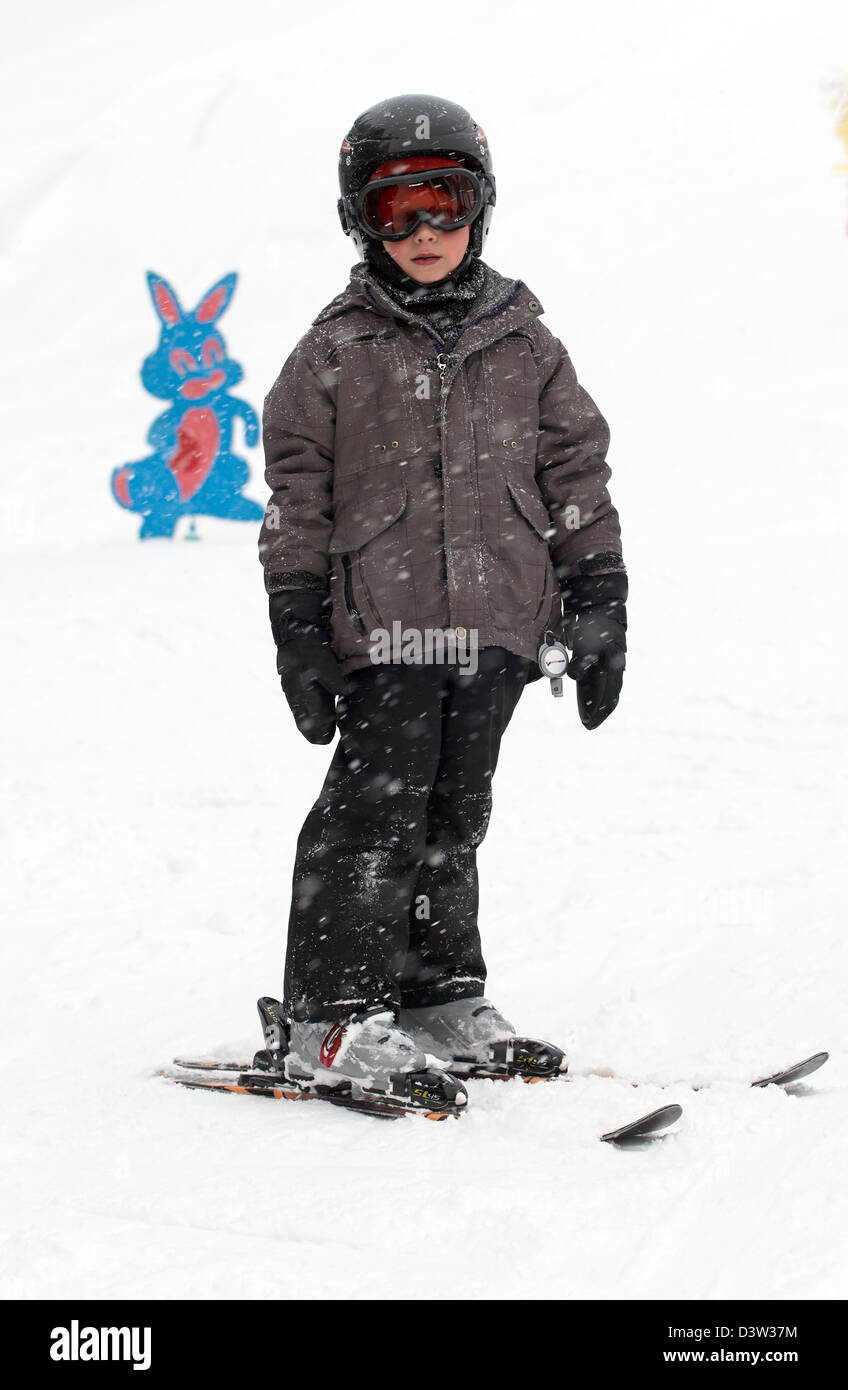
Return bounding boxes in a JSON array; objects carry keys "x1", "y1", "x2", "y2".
[{"x1": 537, "y1": 630, "x2": 569, "y2": 698}]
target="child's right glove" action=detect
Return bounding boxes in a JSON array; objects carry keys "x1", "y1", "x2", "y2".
[
  {"x1": 269, "y1": 589, "x2": 347, "y2": 744},
  {"x1": 561, "y1": 570, "x2": 628, "y2": 730}
]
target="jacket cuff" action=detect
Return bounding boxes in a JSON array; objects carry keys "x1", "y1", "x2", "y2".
[
  {"x1": 561, "y1": 569, "x2": 628, "y2": 613},
  {"x1": 266, "y1": 570, "x2": 329, "y2": 596},
  {"x1": 577, "y1": 552, "x2": 626, "y2": 576}
]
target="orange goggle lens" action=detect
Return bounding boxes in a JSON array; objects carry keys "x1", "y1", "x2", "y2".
[{"x1": 359, "y1": 170, "x2": 481, "y2": 239}]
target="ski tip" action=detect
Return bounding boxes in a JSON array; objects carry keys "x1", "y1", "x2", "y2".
[
  {"x1": 601, "y1": 1102, "x2": 683, "y2": 1144},
  {"x1": 171, "y1": 1057, "x2": 251, "y2": 1072},
  {"x1": 751, "y1": 1051, "x2": 830, "y2": 1088}
]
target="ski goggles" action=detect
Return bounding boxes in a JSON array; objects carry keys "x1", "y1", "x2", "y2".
[{"x1": 354, "y1": 166, "x2": 485, "y2": 241}]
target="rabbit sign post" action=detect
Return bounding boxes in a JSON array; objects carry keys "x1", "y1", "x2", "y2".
[{"x1": 111, "y1": 271, "x2": 264, "y2": 539}]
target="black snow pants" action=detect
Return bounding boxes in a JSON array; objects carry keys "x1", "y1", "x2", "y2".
[{"x1": 283, "y1": 648, "x2": 532, "y2": 1022}]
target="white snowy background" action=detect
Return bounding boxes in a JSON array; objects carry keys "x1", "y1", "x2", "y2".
[{"x1": 2, "y1": 0, "x2": 847, "y2": 1300}]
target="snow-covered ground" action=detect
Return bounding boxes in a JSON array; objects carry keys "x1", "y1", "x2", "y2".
[{"x1": 2, "y1": 0, "x2": 847, "y2": 1300}]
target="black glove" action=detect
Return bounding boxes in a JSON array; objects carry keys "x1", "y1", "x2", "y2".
[
  {"x1": 561, "y1": 571, "x2": 627, "y2": 731},
  {"x1": 269, "y1": 589, "x2": 347, "y2": 744}
]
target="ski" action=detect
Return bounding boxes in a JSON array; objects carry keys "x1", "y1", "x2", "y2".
[
  {"x1": 600, "y1": 1103, "x2": 683, "y2": 1144},
  {"x1": 750, "y1": 1051, "x2": 829, "y2": 1088},
  {"x1": 172, "y1": 1058, "x2": 254, "y2": 1072},
  {"x1": 162, "y1": 1057, "x2": 681, "y2": 1143},
  {"x1": 159, "y1": 1064, "x2": 464, "y2": 1122}
]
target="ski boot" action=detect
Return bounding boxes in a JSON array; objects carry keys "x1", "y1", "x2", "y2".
[
  {"x1": 399, "y1": 997, "x2": 568, "y2": 1082},
  {"x1": 252, "y1": 997, "x2": 467, "y2": 1115}
]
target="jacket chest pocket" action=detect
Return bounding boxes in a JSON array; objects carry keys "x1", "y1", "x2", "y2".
[
  {"x1": 331, "y1": 331, "x2": 418, "y2": 478},
  {"x1": 480, "y1": 332, "x2": 541, "y2": 471}
]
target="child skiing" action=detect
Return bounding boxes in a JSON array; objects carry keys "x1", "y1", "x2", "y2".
[{"x1": 256, "y1": 94, "x2": 627, "y2": 1116}]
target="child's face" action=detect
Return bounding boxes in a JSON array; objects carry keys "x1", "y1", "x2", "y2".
[{"x1": 382, "y1": 224, "x2": 470, "y2": 284}]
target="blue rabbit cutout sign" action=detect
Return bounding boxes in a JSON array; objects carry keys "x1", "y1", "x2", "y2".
[{"x1": 112, "y1": 271, "x2": 264, "y2": 538}]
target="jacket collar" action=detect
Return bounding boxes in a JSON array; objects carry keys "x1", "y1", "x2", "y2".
[{"x1": 313, "y1": 262, "x2": 545, "y2": 349}]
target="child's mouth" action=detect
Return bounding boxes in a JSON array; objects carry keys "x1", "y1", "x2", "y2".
[{"x1": 412, "y1": 254, "x2": 440, "y2": 264}]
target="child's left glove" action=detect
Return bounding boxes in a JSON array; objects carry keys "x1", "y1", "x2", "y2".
[{"x1": 561, "y1": 571, "x2": 627, "y2": 730}]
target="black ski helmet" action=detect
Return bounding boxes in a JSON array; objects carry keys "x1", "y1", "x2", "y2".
[{"x1": 338, "y1": 94, "x2": 496, "y2": 260}]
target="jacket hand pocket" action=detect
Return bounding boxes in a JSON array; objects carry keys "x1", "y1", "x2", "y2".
[
  {"x1": 485, "y1": 479, "x2": 556, "y2": 630},
  {"x1": 329, "y1": 483, "x2": 409, "y2": 634},
  {"x1": 505, "y1": 478, "x2": 556, "y2": 543}
]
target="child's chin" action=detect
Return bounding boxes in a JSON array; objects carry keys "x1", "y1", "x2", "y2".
[{"x1": 407, "y1": 263, "x2": 445, "y2": 282}]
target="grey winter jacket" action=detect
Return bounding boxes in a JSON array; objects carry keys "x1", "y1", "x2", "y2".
[{"x1": 259, "y1": 264, "x2": 622, "y2": 674}]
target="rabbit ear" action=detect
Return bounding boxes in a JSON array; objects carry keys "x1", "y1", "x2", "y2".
[
  {"x1": 147, "y1": 272, "x2": 183, "y2": 327},
  {"x1": 195, "y1": 272, "x2": 237, "y2": 325}
]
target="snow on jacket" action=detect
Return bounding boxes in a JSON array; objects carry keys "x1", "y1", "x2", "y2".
[{"x1": 259, "y1": 263, "x2": 622, "y2": 674}]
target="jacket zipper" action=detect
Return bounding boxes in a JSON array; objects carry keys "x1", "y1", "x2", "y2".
[
  {"x1": 426, "y1": 281, "x2": 526, "y2": 475},
  {"x1": 430, "y1": 351, "x2": 454, "y2": 479}
]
